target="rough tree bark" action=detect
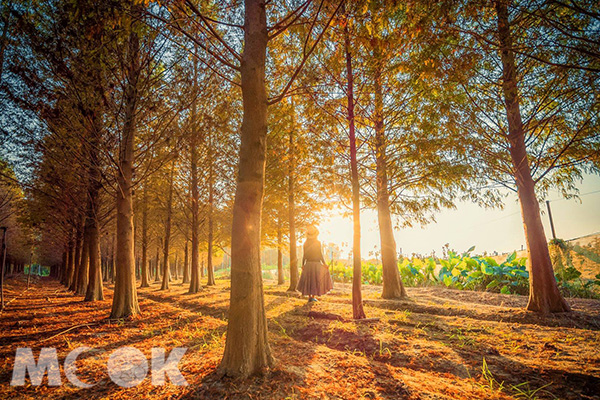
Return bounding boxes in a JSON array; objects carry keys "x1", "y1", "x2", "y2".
[
  {"x1": 56, "y1": 250, "x2": 65, "y2": 281},
  {"x1": 183, "y1": 240, "x2": 189, "y2": 284},
  {"x1": 110, "y1": 2, "x2": 141, "y2": 318},
  {"x1": 84, "y1": 127, "x2": 104, "y2": 302},
  {"x1": 218, "y1": 0, "x2": 273, "y2": 377},
  {"x1": 75, "y1": 226, "x2": 89, "y2": 296},
  {"x1": 64, "y1": 234, "x2": 75, "y2": 288},
  {"x1": 67, "y1": 238, "x2": 75, "y2": 287},
  {"x1": 101, "y1": 256, "x2": 107, "y2": 283},
  {"x1": 161, "y1": 164, "x2": 175, "y2": 291},
  {"x1": 189, "y1": 43, "x2": 202, "y2": 294},
  {"x1": 345, "y1": 14, "x2": 366, "y2": 319},
  {"x1": 154, "y1": 238, "x2": 161, "y2": 282},
  {"x1": 287, "y1": 97, "x2": 298, "y2": 292},
  {"x1": 84, "y1": 202, "x2": 104, "y2": 301},
  {"x1": 174, "y1": 254, "x2": 179, "y2": 280},
  {"x1": 134, "y1": 224, "x2": 139, "y2": 280},
  {"x1": 201, "y1": 257, "x2": 204, "y2": 278},
  {"x1": 206, "y1": 131, "x2": 216, "y2": 286},
  {"x1": 69, "y1": 221, "x2": 83, "y2": 292},
  {"x1": 140, "y1": 183, "x2": 150, "y2": 288},
  {"x1": 372, "y1": 34, "x2": 406, "y2": 299},
  {"x1": 495, "y1": 0, "x2": 569, "y2": 314},
  {"x1": 277, "y1": 214, "x2": 284, "y2": 285},
  {"x1": 110, "y1": 233, "x2": 115, "y2": 283},
  {"x1": 60, "y1": 243, "x2": 68, "y2": 286},
  {"x1": 0, "y1": 227, "x2": 6, "y2": 309}
]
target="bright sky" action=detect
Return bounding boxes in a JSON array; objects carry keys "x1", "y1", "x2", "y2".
[{"x1": 318, "y1": 174, "x2": 600, "y2": 259}]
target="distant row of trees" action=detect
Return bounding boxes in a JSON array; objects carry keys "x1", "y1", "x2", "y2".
[
  {"x1": 0, "y1": 158, "x2": 32, "y2": 307},
  {"x1": 0, "y1": 0, "x2": 598, "y2": 378}
]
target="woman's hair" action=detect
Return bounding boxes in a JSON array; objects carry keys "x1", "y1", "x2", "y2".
[{"x1": 306, "y1": 225, "x2": 319, "y2": 239}]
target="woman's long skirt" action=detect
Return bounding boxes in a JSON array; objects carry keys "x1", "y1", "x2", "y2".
[{"x1": 297, "y1": 261, "x2": 333, "y2": 296}]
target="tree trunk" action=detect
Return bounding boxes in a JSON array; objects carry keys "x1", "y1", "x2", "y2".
[
  {"x1": 345, "y1": 15, "x2": 366, "y2": 319},
  {"x1": 161, "y1": 164, "x2": 175, "y2": 291},
  {"x1": 219, "y1": 0, "x2": 273, "y2": 377},
  {"x1": 495, "y1": 0, "x2": 569, "y2": 314},
  {"x1": 206, "y1": 246, "x2": 215, "y2": 285},
  {"x1": 62, "y1": 235, "x2": 72, "y2": 287},
  {"x1": 85, "y1": 209, "x2": 104, "y2": 301},
  {"x1": 183, "y1": 240, "x2": 189, "y2": 284},
  {"x1": 174, "y1": 253, "x2": 179, "y2": 280},
  {"x1": 56, "y1": 252, "x2": 64, "y2": 281},
  {"x1": 189, "y1": 44, "x2": 202, "y2": 294},
  {"x1": 135, "y1": 256, "x2": 140, "y2": 280},
  {"x1": 277, "y1": 214, "x2": 284, "y2": 285},
  {"x1": 65, "y1": 237, "x2": 75, "y2": 288},
  {"x1": 154, "y1": 238, "x2": 161, "y2": 282},
  {"x1": 287, "y1": 97, "x2": 298, "y2": 292},
  {"x1": 134, "y1": 223, "x2": 139, "y2": 280},
  {"x1": 207, "y1": 131, "x2": 216, "y2": 286},
  {"x1": 75, "y1": 225, "x2": 89, "y2": 296},
  {"x1": 1, "y1": 228, "x2": 6, "y2": 309},
  {"x1": 69, "y1": 222, "x2": 83, "y2": 292},
  {"x1": 372, "y1": 35, "x2": 406, "y2": 299},
  {"x1": 110, "y1": 233, "x2": 116, "y2": 283},
  {"x1": 84, "y1": 137, "x2": 104, "y2": 302},
  {"x1": 59, "y1": 247, "x2": 67, "y2": 285},
  {"x1": 140, "y1": 183, "x2": 150, "y2": 288},
  {"x1": 110, "y1": 3, "x2": 141, "y2": 318},
  {"x1": 101, "y1": 257, "x2": 107, "y2": 283}
]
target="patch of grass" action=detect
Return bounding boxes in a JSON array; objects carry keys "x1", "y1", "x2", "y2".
[
  {"x1": 476, "y1": 357, "x2": 505, "y2": 393},
  {"x1": 375, "y1": 338, "x2": 392, "y2": 357},
  {"x1": 511, "y1": 381, "x2": 555, "y2": 400},
  {"x1": 345, "y1": 347, "x2": 366, "y2": 357},
  {"x1": 472, "y1": 358, "x2": 555, "y2": 400},
  {"x1": 272, "y1": 318, "x2": 291, "y2": 339},
  {"x1": 448, "y1": 328, "x2": 476, "y2": 348}
]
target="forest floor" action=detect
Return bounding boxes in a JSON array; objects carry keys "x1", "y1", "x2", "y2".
[{"x1": 1, "y1": 274, "x2": 599, "y2": 400}]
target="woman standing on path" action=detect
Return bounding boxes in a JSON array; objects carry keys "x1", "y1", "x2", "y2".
[{"x1": 297, "y1": 225, "x2": 333, "y2": 302}]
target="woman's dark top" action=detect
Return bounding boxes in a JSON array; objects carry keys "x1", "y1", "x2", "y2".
[{"x1": 302, "y1": 239, "x2": 326, "y2": 265}]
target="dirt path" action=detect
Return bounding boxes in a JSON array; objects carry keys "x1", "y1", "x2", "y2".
[{"x1": 1, "y1": 275, "x2": 599, "y2": 399}]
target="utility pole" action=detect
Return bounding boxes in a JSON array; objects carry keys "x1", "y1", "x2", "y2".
[
  {"x1": 1, "y1": 227, "x2": 7, "y2": 310},
  {"x1": 546, "y1": 200, "x2": 557, "y2": 240}
]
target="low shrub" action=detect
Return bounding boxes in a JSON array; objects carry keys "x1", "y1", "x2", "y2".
[{"x1": 326, "y1": 245, "x2": 600, "y2": 299}]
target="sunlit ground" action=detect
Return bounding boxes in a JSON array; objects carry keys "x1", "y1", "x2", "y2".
[{"x1": 2, "y1": 275, "x2": 599, "y2": 399}]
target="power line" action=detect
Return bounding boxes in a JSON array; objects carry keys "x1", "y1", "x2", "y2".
[{"x1": 548, "y1": 189, "x2": 600, "y2": 202}]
